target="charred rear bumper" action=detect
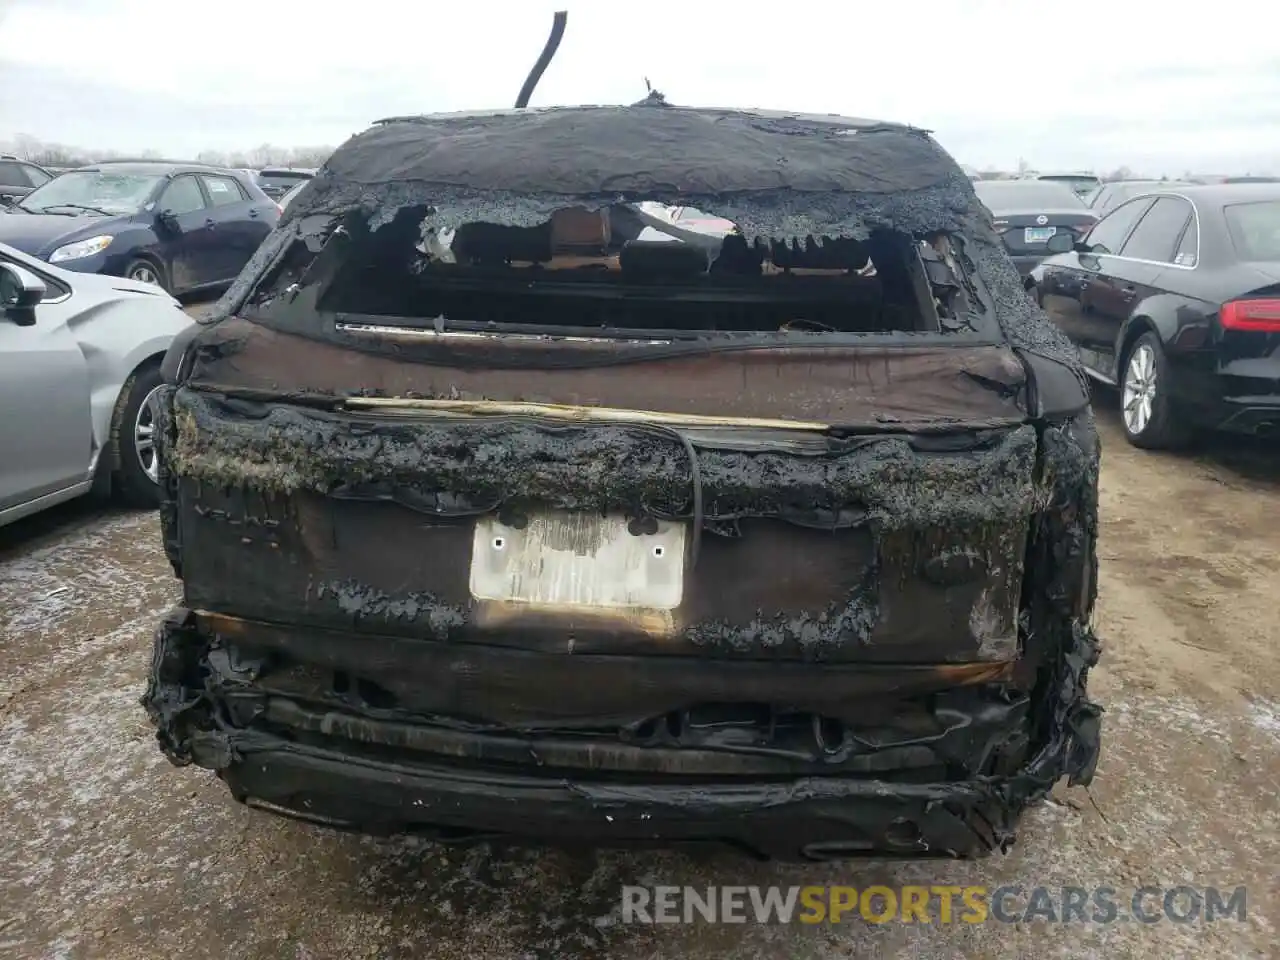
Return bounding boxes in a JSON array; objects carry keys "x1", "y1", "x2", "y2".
[
  {"x1": 218, "y1": 738, "x2": 1022, "y2": 860},
  {"x1": 142, "y1": 604, "x2": 1101, "y2": 860}
]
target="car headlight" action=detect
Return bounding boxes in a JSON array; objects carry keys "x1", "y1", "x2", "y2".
[{"x1": 49, "y1": 235, "x2": 114, "y2": 263}]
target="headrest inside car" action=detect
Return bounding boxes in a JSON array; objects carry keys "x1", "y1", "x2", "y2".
[{"x1": 619, "y1": 239, "x2": 709, "y2": 279}]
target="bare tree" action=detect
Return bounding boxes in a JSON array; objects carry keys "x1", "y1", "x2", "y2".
[
  {"x1": 247, "y1": 143, "x2": 291, "y2": 167},
  {"x1": 1, "y1": 134, "x2": 332, "y2": 169},
  {"x1": 11, "y1": 133, "x2": 40, "y2": 159},
  {"x1": 289, "y1": 146, "x2": 333, "y2": 167}
]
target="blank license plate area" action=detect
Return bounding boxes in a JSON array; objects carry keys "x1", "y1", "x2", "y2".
[
  {"x1": 469, "y1": 511, "x2": 687, "y2": 610},
  {"x1": 1024, "y1": 226, "x2": 1056, "y2": 243}
]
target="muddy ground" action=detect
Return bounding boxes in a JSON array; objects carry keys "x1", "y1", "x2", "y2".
[{"x1": 2, "y1": 371, "x2": 1278, "y2": 957}]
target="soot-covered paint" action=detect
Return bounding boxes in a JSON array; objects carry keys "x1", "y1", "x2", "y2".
[
  {"x1": 144, "y1": 103, "x2": 1102, "y2": 861},
  {"x1": 167, "y1": 389, "x2": 1041, "y2": 527}
]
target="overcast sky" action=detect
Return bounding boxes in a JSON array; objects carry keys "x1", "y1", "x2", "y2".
[{"x1": 2, "y1": 0, "x2": 1277, "y2": 175}]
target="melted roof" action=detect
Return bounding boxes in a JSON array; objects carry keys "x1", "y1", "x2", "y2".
[{"x1": 319, "y1": 104, "x2": 951, "y2": 197}]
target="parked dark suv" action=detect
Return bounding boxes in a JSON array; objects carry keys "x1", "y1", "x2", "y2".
[
  {"x1": 143, "y1": 104, "x2": 1102, "y2": 861},
  {"x1": 0, "y1": 161, "x2": 280, "y2": 295}
]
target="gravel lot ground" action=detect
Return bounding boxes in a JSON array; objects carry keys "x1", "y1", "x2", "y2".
[{"x1": 2, "y1": 316, "x2": 1277, "y2": 957}]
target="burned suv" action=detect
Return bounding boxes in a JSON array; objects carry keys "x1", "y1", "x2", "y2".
[{"x1": 143, "y1": 104, "x2": 1102, "y2": 860}]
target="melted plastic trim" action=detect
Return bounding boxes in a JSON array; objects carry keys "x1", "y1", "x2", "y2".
[
  {"x1": 140, "y1": 601, "x2": 1099, "y2": 860},
  {"x1": 342, "y1": 397, "x2": 832, "y2": 431}
]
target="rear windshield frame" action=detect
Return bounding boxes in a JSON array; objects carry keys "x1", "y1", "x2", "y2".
[
  {"x1": 243, "y1": 202, "x2": 1005, "y2": 354},
  {"x1": 194, "y1": 109, "x2": 1091, "y2": 374}
]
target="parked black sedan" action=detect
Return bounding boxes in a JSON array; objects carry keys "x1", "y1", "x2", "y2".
[
  {"x1": 1029, "y1": 183, "x2": 1280, "y2": 448},
  {"x1": 0, "y1": 161, "x2": 280, "y2": 295},
  {"x1": 973, "y1": 179, "x2": 1098, "y2": 274}
]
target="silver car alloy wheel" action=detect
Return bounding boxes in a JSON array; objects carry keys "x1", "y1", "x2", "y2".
[
  {"x1": 1122, "y1": 343, "x2": 1157, "y2": 436},
  {"x1": 129, "y1": 263, "x2": 159, "y2": 286},
  {"x1": 133, "y1": 385, "x2": 164, "y2": 483}
]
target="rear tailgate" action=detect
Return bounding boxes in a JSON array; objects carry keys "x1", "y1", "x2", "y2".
[{"x1": 165, "y1": 318, "x2": 1038, "y2": 678}]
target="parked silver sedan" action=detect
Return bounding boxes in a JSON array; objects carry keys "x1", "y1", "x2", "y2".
[{"x1": 0, "y1": 240, "x2": 193, "y2": 526}]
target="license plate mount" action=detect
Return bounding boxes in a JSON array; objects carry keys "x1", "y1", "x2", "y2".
[{"x1": 469, "y1": 511, "x2": 686, "y2": 610}]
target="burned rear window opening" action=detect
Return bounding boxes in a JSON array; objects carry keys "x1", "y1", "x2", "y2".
[
  {"x1": 207, "y1": 108, "x2": 1081, "y2": 370},
  {"x1": 249, "y1": 202, "x2": 982, "y2": 342}
]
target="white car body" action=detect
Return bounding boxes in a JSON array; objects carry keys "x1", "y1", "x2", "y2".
[{"x1": 0, "y1": 240, "x2": 194, "y2": 526}]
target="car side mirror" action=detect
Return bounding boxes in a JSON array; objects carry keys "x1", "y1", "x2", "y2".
[
  {"x1": 0, "y1": 262, "x2": 47, "y2": 326},
  {"x1": 1045, "y1": 232, "x2": 1075, "y2": 254}
]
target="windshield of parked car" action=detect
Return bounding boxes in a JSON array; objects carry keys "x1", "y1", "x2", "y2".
[
  {"x1": 17, "y1": 171, "x2": 160, "y2": 216},
  {"x1": 1224, "y1": 200, "x2": 1280, "y2": 261},
  {"x1": 974, "y1": 180, "x2": 1085, "y2": 210}
]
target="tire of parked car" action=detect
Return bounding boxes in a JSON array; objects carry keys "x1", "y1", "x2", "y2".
[
  {"x1": 1120, "y1": 331, "x2": 1189, "y2": 450},
  {"x1": 125, "y1": 257, "x2": 170, "y2": 293},
  {"x1": 110, "y1": 362, "x2": 166, "y2": 507}
]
